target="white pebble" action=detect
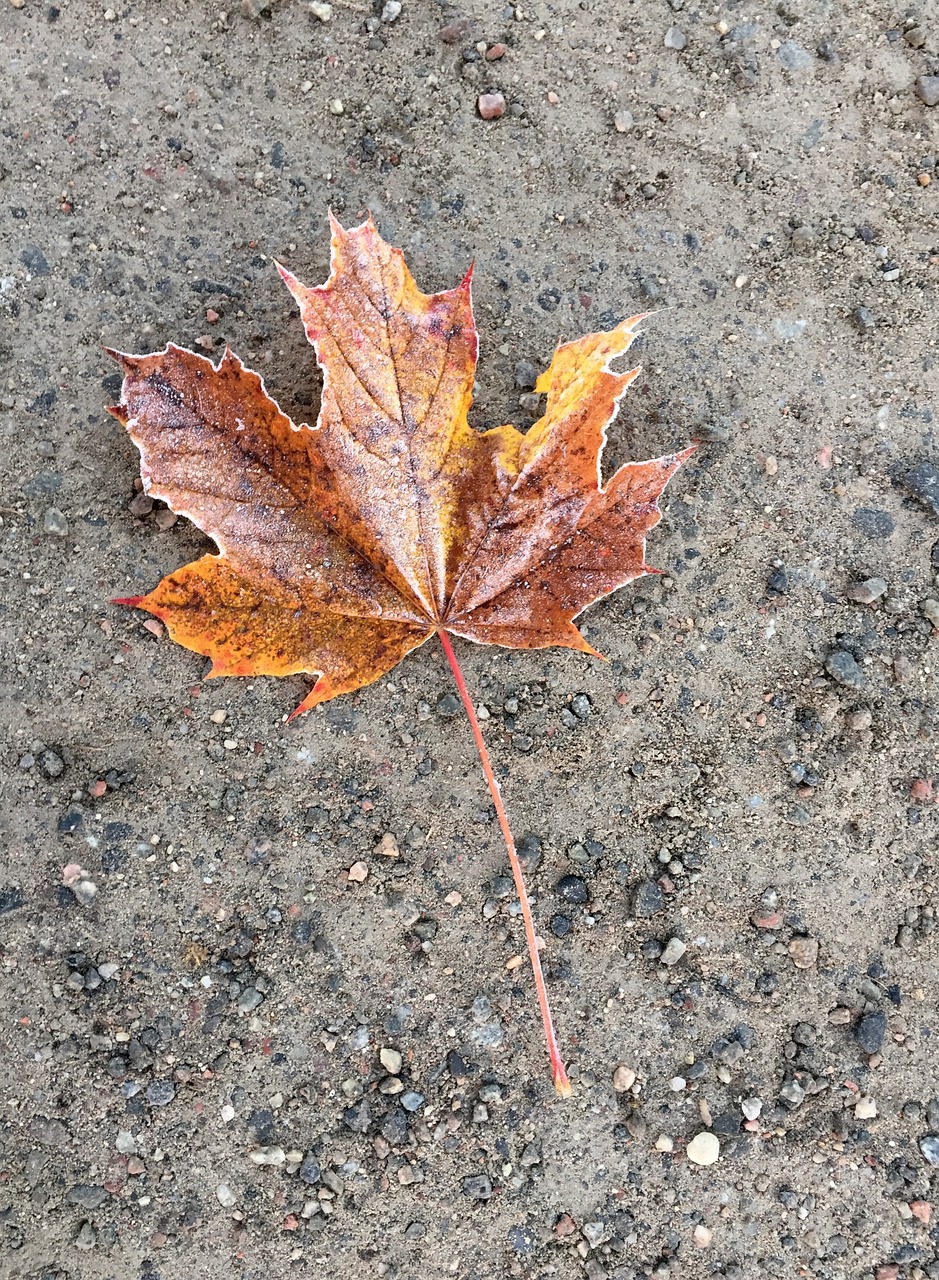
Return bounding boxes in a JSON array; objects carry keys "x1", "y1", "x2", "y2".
[
  {"x1": 654, "y1": 1134, "x2": 673, "y2": 1152},
  {"x1": 741, "y1": 1097, "x2": 762, "y2": 1121},
  {"x1": 854, "y1": 1097, "x2": 877, "y2": 1120},
  {"x1": 669, "y1": 1076, "x2": 687, "y2": 1092},
  {"x1": 248, "y1": 1146, "x2": 286, "y2": 1166},
  {"x1": 309, "y1": 0, "x2": 332, "y2": 19},
  {"x1": 612, "y1": 1064, "x2": 636, "y2": 1092},
  {"x1": 661, "y1": 937, "x2": 687, "y2": 966},
  {"x1": 216, "y1": 1183, "x2": 238, "y2": 1208},
  {"x1": 380, "y1": 1047, "x2": 403, "y2": 1075},
  {"x1": 329, "y1": 99, "x2": 344, "y2": 116},
  {"x1": 686, "y1": 1131, "x2": 721, "y2": 1166}
]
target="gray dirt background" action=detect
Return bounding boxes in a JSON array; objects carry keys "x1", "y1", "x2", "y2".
[{"x1": 2, "y1": 1, "x2": 939, "y2": 1278}]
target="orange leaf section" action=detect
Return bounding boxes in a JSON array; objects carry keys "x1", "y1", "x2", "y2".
[{"x1": 110, "y1": 216, "x2": 690, "y2": 710}]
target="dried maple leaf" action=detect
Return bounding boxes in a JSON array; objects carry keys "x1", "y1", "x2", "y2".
[{"x1": 108, "y1": 215, "x2": 691, "y2": 1095}]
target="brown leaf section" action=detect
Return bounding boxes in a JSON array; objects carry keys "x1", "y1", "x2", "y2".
[{"x1": 110, "y1": 216, "x2": 689, "y2": 709}]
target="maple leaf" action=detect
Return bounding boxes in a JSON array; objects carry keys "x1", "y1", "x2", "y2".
[{"x1": 108, "y1": 215, "x2": 691, "y2": 1095}]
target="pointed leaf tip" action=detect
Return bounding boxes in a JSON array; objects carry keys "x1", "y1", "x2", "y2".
[{"x1": 112, "y1": 595, "x2": 144, "y2": 607}]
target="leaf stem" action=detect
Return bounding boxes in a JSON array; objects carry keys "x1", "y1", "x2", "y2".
[{"x1": 438, "y1": 629, "x2": 572, "y2": 1098}]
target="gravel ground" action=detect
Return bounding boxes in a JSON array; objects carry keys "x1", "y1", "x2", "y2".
[{"x1": 2, "y1": 1, "x2": 939, "y2": 1278}]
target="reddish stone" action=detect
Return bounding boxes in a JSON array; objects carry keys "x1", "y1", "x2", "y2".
[
  {"x1": 438, "y1": 19, "x2": 471, "y2": 43},
  {"x1": 486, "y1": 43, "x2": 507, "y2": 60},
  {"x1": 910, "y1": 1200, "x2": 931, "y2": 1224},
  {"x1": 751, "y1": 909, "x2": 783, "y2": 930},
  {"x1": 477, "y1": 93, "x2": 506, "y2": 120}
]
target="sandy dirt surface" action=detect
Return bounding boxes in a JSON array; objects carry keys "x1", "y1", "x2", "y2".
[{"x1": 2, "y1": 1, "x2": 939, "y2": 1277}]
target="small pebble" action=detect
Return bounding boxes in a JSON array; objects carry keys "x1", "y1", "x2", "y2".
[
  {"x1": 614, "y1": 109, "x2": 633, "y2": 133},
  {"x1": 847, "y1": 577, "x2": 887, "y2": 605},
  {"x1": 309, "y1": 1, "x2": 332, "y2": 19},
  {"x1": 380, "y1": 1047, "x2": 403, "y2": 1075},
  {"x1": 44, "y1": 507, "x2": 68, "y2": 537},
  {"x1": 347, "y1": 861, "x2": 368, "y2": 883},
  {"x1": 915, "y1": 76, "x2": 939, "y2": 108},
  {"x1": 654, "y1": 1134, "x2": 673, "y2": 1152},
  {"x1": 146, "y1": 1080, "x2": 175, "y2": 1106},
  {"x1": 661, "y1": 937, "x2": 687, "y2": 966},
  {"x1": 248, "y1": 1146, "x2": 286, "y2": 1166},
  {"x1": 216, "y1": 1183, "x2": 237, "y2": 1208},
  {"x1": 855, "y1": 1097, "x2": 877, "y2": 1119},
  {"x1": 788, "y1": 937, "x2": 819, "y2": 969},
  {"x1": 514, "y1": 360, "x2": 538, "y2": 390},
  {"x1": 825, "y1": 649, "x2": 866, "y2": 689},
  {"x1": 779, "y1": 1078, "x2": 806, "y2": 1109},
  {"x1": 741, "y1": 1097, "x2": 762, "y2": 1121},
  {"x1": 477, "y1": 93, "x2": 506, "y2": 121},
  {"x1": 856, "y1": 1010, "x2": 887, "y2": 1054},
  {"x1": 920, "y1": 1136, "x2": 939, "y2": 1166},
  {"x1": 693, "y1": 1224, "x2": 713, "y2": 1247},
  {"x1": 910, "y1": 1200, "x2": 931, "y2": 1224},
  {"x1": 612, "y1": 1064, "x2": 636, "y2": 1092},
  {"x1": 664, "y1": 26, "x2": 686, "y2": 49},
  {"x1": 634, "y1": 880, "x2": 664, "y2": 918},
  {"x1": 686, "y1": 1132, "x2": 720, "y2": 1166},
  {"x1": 556, "y1": 874, "x2": 588, "y2": 905}
]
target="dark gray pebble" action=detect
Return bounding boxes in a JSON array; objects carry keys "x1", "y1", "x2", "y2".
[
  {"x1": 343, "y1": 1099, "x2": 372, "y2": 1134},
  {"x1": 570, "y1": 693, "x2": 592, "y2": 719},
  {"x1": 381, "y1": 1108, "x2": 409, "y2": 1144},
  {"x1": 851, "y1": 507, "x2": 894, "y2": 539},
  {"x1": 556, "y1": 874, "x2": 588, "y2": 905},
  {"x1": 436, "y1": 693, "x2": 460, "y2": 717},
  {"x1": 904, "y1": 462, "x2": 939, "y2": 517},
  {"x1": 634, "y1": 880, "x2": 664, "y2": 918},
  {"x1": 66, "y1": 1184, "x2": 108, "y2": 1210},
  {"x1": 711, "y1": 1112, "x2": 742, "y2": 1136},
  {"x1": 514, "y1": 360, "x2": 538, "y2": 389},
  {"x1": 926, "y1": 1098, "x2": 939, "y2": 1129},
  {"x1": 447, "y1": 1050, "x2": 468, "y2": 1079},
  {"x1": 508, "y1": 1224, "x2": 534, "y2": 1253},
  {"x1": 852, "y1": 306, "x2": 876, "y2": 332},
  {"x1": 779, "y1": 1078, "x2": 806, "y2": 1108},
  {"x1": 146, "y1": 1080, "x2": 175, "y2": 1106},
  {"x1": 550, "y1": 913, "x2": 572, "y2": 938},
  {"x1": 855, "y1": 1009, "x2": 887, "y2": 1054},
  {"x1": 0, "y1": 887, "x2": 26, "y2": 915},
  {"x1": 298, "y1": 1152, "x2": 321, "y2": 1185},
  {"x1": 21, "y1": 244, "x2": 50, "y2": 275},
  {"x1": 920, "y1": 1136, "x2": 939, "y2": 1166},
  {"x1": 39, "y1": 749, "x2": 65, "y2": 779},
  {"x1": 825, "y1": 648, "x2": 866, "y2": 689},
  {"x1": 915, "y1": 75, "x2": 939, "y2": 107},
  {"x1": 462, "y1": 1173, "x2": 493, "y2": 1200},
  {"x1": 516, "y1": 832, "x2": 542, "y2": 869}
]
